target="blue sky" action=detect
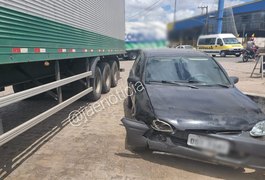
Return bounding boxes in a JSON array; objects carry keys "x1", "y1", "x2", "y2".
[
  {"x1": 125, "y1": 0, "x2": 254, "y2": 39},
  {"x1": 126, "y1": 0, "x2": 254, "y2": 23}
]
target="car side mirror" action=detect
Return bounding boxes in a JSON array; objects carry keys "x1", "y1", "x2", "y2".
[
  {"x1": 127, "y1": 76, "x2": 140, "y2": 84},
  {"x1": 230, "y1": 76, "x2": 239, "y2": 84}
]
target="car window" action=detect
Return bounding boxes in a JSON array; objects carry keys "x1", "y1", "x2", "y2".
[
  {"x1": 145, "y1": 56, "x2": 230, "y2": 86},
  {"x1": 217, "y1": 38, "x2": 223, "y2": 45},
  {"x1": 198, "y1": 38, "x2": 215, "y2": 45},
  {"x1": 198, "y1": 39, "x2": 205, "y2": 45},
  {"x1": 223, "y1": 38, "x2": 240, "y2": 44}
]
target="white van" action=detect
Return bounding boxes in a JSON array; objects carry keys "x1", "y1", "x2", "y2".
[{"x1": 197, "y1": 34, "x2": 243, "y2": 57}]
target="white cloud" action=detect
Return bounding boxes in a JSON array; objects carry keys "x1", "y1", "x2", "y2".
[
  {"x1": 126, "y1": 0, "x2": 249, "y2": 23},
  {"x1": 125, "y1": 0, "x2": 250, "y2": 39}
]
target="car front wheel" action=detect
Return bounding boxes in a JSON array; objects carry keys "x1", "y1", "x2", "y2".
[{"x1": 220, "y1": 51, "x2": 226, "y2": 57}]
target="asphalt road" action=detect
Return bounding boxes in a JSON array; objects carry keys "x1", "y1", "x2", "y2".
[{"x1": 0, "y1": 57, "x2": 264, "y2": 180}]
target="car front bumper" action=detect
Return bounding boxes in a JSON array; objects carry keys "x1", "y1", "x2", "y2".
[
  {"x1": 122, "y1": 117, "x2": 265, "y2": 170},
  {"x1": 226, "y1": 49, "x2": 242, "y2": 55}
]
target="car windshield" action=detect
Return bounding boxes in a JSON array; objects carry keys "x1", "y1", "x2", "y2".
[
  {"x1": 223, "y1": 38, "x2": 240, "y2": 44},
  {"x1": 184, "y1": 45, "x2": 193, "y2": 49},
  {"x1": 145, "y1": 56, "x2": 231, "y2": 86}
]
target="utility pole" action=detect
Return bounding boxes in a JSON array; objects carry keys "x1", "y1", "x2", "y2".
[
  {"x1": 217, "y1": 0, "x2": 224, "y2": 34},
  {"x1": 198, "y1": 5, "x2": 209, "y2": 34},
  {"x1": 174, "y1": 0, "x2": 177, "y2": 22}
]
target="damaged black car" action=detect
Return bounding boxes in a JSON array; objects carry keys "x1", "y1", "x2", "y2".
[{"x1": 122, "y1": 49, "x2": 265, "y2": 170}]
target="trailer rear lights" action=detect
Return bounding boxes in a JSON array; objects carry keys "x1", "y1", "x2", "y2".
[
  {"x1": 58, "y1": 49, "x2": 67, "y2": 53},
  {"x1": 69, "y1": 49, "x2": 76, "y2": 53},
  {"x1": 34, "y1": 48, "x2": 46, "y2": 53},
  {"x1": 12, "y1": 48, "x2": 28, "y2": 53}
]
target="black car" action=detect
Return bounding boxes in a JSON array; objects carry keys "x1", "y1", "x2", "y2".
[{"x1": 122, "y1": 48, "x2": 265, "y2": 170}]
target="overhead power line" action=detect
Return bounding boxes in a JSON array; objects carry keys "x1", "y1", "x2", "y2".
[{"x1": 127, "y1": 0, "x2": 165, "y2": 20}]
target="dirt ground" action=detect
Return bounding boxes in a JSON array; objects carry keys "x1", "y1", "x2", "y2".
[
  {"x1": 219, "y1": 56, "x2": 265, "y2": 96},
  {"x1": 0, "y1": 57, "x2": 265, "y2": 180}
]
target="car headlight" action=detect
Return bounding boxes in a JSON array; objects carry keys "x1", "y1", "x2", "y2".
[
  {"x1": 250, "y1": 121, "x2": 265, "y2": 137},
  {"x1": 151, "y1": 119, "x2": 173, "y2": 133}
]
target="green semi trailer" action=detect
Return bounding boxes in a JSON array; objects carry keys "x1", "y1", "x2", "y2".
[{"x1": 0, "y1": 0, "x2": 125, "y2": 145}]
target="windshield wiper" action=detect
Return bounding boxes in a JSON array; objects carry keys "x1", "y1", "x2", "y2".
[
  {"x1": 205, "y1": 84, "x2": 231, "y2": 88},
  {"x1": 148, "y1": 80, "x2": 199, "y2": 89},
  {"x1": 186, "y1": 80, "x2": 203, "y2": 84},
  {"x1": 215, "y1": 84, "x2": 231, "y2": 88}
]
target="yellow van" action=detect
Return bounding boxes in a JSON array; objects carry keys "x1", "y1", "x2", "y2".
[{"x1": 197, "y1": 34, "x2": 243, "y2": 57}]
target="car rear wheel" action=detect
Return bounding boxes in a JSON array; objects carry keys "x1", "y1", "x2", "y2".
[{"x1": 220, "y1": 51, "x2": 226, "y2": 57}]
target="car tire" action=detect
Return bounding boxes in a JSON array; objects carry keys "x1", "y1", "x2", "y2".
[
  {"x1": 110, "y1": 61, "x2": 120, "y2": 87},
  {"x1": 220, "y1": 51, "x2": 226, "y2": 57},
  {"x1": 88, "y1": 66, "x2": 102, "y2": 101},
  {"x1": 99, "y1": 62, "x2": 111, "y2": 94},
  {"x1": 212, "y1": 55, "x2": 216, "y2": 57},
  {"x1": 235, "y1": 54, "x2": 241, "y2": 57}
]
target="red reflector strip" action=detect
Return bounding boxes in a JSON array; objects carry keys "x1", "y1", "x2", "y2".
[
  {"x1": 12, "y1": 48, "x2": 20, "y2": 53},
  {"x1": 69, "y1": 49, "x2": 76, "y2": 53},
  {"x1": 34, "y1": 48, "x2": 46, "y2": 53},
  {"x1": 12, "y1": 48, "x2": 28, "y2": 53},
  {"x1": 58, "y1": 49, "x2": 67, "y2": 53}
]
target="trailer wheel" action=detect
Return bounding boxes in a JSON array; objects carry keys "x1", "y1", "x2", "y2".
[
  {"x1": 99, "y1": 62, "x2": 111, "y2": 94},
  {"x1": 110, "y1": 61, "x2": 119, "y2": 87},
  {"x1": 88, "y1": 66, "x2": 102, "y2": 101}
]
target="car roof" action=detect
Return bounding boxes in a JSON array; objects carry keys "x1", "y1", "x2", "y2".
[
  {"x1": 198, "y1": 33, "x2": 236, "y2": 39},
  {"x1": 142, "y1": 48, "x2": 209, "y2": 58}
]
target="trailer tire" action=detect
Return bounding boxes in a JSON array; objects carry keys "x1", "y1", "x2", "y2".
[
  {"x1": 99, "y1": 62, "x2": 111, "y2": 94},
  {"x1": 110, "y1": 61, "x2": 119, "y2": 87},
  {"x1": 88, "y1": 66, "x2": 102, "y2": 101}
]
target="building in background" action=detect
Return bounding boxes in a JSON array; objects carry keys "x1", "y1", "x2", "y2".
[{"x1": 168, "y1": 0, "x2": 265, "y2": 47}]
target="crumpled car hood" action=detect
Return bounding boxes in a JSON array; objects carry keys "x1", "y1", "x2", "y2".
[{"x1": 145, "y1": 84, "x2": 265, "y2": 131}]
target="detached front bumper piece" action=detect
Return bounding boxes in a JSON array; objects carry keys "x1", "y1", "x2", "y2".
[{"x1": 122, "y1": 117, "x2": 265, "y2": 170}]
